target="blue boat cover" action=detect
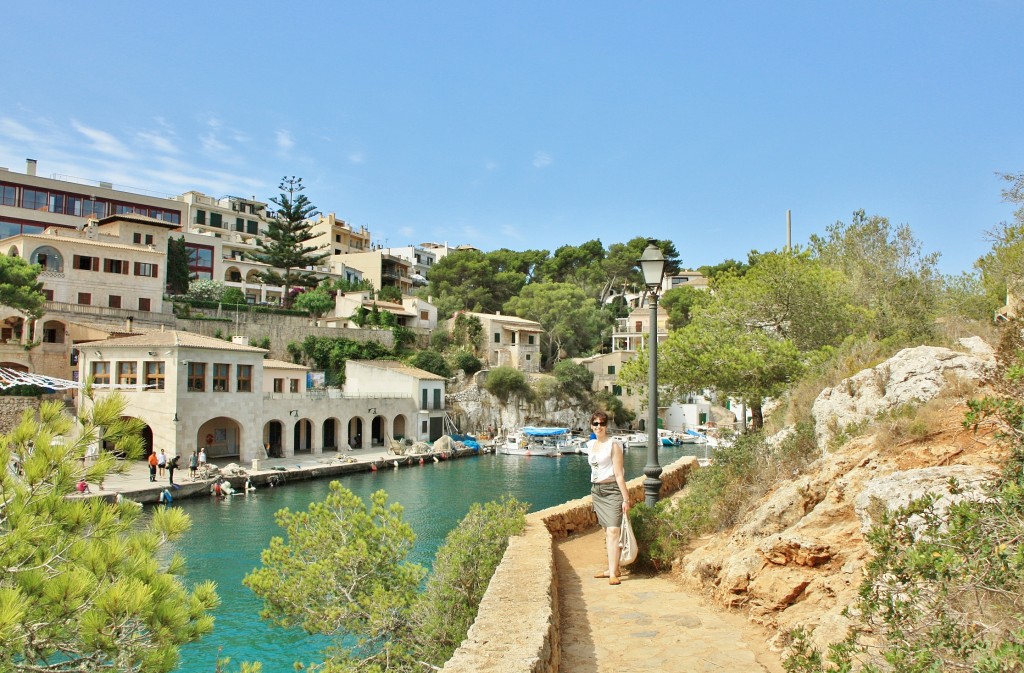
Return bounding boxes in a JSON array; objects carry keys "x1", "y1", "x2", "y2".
[{"x1": 522, "y1": 427, "x2": 570, "y2": 436}]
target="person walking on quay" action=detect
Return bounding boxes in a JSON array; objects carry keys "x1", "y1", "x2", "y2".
[
  {"x1": 198, "y1": 447, "x2": 208, "y2": 474},
  {"x1": 147, "y1": 450, "x2": 158, "y2": 482},
  {"x1": 584, "y1": 411, "x2": 631, "y2": 586},
  {"x1": 188, "y1": 451, "x2": 198, "y2": 480},
  {"x1": 157, "y1": 449, "x2": 167, "y2": 478},
  {"x1": 167, "y1": 455, "x2": 179, "y2": 487}
]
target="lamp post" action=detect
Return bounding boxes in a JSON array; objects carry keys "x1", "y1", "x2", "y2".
[{"x1": 637, "y1": 240, "x2": 666, "y2": 506}]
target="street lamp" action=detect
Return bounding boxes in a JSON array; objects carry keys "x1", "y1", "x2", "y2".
[{"x1": 637, "y1": 240, "x2": 666, "y2": 506}]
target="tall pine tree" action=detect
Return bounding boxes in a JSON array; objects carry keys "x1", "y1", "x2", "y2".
[{"x1": 248, "y1": 176, "x2": 329, "y2": 306}]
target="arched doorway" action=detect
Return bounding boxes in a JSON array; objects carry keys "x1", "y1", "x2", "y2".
[
  {"x1": 263, "y1": 420, "x2": 283, "y2": 458},
  {"x1": 293, "y1": 419, "x2": 313, "y2": 453},
  {"x1": 370, "y1": 414, "x2": 385, "y2": 446},
  {"x1": 347, "y1": 417, "x2": 364, "y2": 450},
  {"x1": 323, "y1": 418, "x2": 339, "y2": 450},
  {"x1": 197, "y1": 417, "x2": 243, "y2": 460},
  {"x1": 392, "y1": 415, "x2": 408, "y2": 441}
]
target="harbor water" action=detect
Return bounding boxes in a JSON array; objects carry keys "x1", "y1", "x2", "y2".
[{"x1": 171, "y1": 444, "x2": 699, "y2": 671}]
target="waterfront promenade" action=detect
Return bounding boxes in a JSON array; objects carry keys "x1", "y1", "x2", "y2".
[{"x1": 96, "y1": 453, "x2": 783, "y2": 673}]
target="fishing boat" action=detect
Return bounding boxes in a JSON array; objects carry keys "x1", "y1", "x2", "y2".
[{"x1": 497, "y1": 427, "x2": 571, "y2": 457}]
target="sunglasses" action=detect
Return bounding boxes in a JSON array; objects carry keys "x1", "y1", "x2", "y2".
[{"x1": 591, "y1": 421, "x2": 607, "y2": 427}]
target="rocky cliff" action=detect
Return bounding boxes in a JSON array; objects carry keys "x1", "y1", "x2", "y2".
[
  {"x1": 674, "y1": 337, "x2": 1007, "y2": 653},
  {"x1": 446, "y1": 371, "x2": 593, "y2": 435}
]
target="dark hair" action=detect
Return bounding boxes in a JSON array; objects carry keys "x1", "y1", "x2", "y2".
[{"x1": 590, "y1": 410, "x2": 610, "y2": 425}]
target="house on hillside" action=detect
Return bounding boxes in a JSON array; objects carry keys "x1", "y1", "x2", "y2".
[{"x1": 449, "y1": 311, "x2": 543, "y2": 373}]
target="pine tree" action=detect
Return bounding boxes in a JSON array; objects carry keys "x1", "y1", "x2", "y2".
[{"x1": 248, "y1": 177, "x2": 329, "y2": 307}]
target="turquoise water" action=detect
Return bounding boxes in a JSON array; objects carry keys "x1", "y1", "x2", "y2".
[{"x1": 170, "y1": 445, "x2": 697, "y2": 671}]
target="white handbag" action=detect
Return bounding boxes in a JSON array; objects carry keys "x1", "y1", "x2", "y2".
[{"x1": 619, "y1": 513, "x2": 638, "y2": 566}]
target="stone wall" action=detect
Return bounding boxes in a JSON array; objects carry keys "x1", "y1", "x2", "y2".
[
  {"x1": 0, "y1": 396, "x2": 40, "y2": 434},
  {"x1": 441, "y1": 456, "x2": 697, "y2": 673},
  {"x1": 175, "y1": 314, "x2": 394, "y2": 361}
]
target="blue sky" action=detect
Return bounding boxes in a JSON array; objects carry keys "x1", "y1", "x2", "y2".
[{"x1": 1, "y1": 1, "x2": 1021, "y2": 275}]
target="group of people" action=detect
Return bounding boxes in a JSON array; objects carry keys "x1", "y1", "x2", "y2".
[{"x1": 147, "y1": 448, "x2": 207, "y2": 484}]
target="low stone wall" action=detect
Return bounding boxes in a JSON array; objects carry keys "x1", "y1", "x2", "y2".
[
  {"x1": 442, "y1": 456, "x2": 697, "y2": 673},
  {"x1": 0, "y1": 396, "x2": 40, "y2": 434}
]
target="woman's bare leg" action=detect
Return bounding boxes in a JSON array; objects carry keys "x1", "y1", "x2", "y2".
[{"x1": 606, "y1": 526, "x2": 621, "y2": 578}]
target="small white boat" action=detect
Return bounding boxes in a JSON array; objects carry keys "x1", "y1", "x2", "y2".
[{"x1": 497, "y1": 427, "x2": 570, "y2": 457}]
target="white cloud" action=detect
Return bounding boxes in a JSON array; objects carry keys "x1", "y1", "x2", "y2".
[
  {"x1": 200, "y1": 132, "x2": 229, "y2": 154},
  {"x1": 348, "y1": 151, "x2": 365, "y2": 164},
  {"x1": 532, "y1": 151, "x2": 552, "y2": 168},
  {"x1": 137, "y1": 131, "x2": 178, "y2": 154},
  {"x1": 275, "y1": 129, "x2": 294, "y2": 152},
  {"x1": 71, "y1": 120, "x2": 133, "y2": 159},
  {"x1": 0, "y1": 117, "x2": 49, "y2": 145},
  {"x1": 483, "y1": 160, "x2": 498, "y2": 172}
]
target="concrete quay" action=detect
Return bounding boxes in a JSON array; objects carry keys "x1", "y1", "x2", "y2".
[{"x1": 90, "y1": 446, "x2": 481, "y2": 504}]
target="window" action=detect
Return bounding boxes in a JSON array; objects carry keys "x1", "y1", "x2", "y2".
[
  {"x1": 134, "y1": 262, "x2": 158, "y2": 277},
  {"x1": 237, "y1": 364, "x2": 252, "y2": 392},
  {"x1": 138, "y1": 297, "x2": 151, "y2": 312},
  {"x1": 210, "y1": 212, "x2": 223, "y2": 228},
  {"x1": 607, "y1": 365, "x2": 616, "y2": 375},
  {"x1": 30, "y1": 246, "x2": 63, "y2": 272},
  {"x1": 82, "y1": 200, "x2": 106, "y2": 218},
  {"x1": 494, "y1": 332, "x2": 501, "y2": 343},
  {"x1": 145, "y1": 234, "x2": 153, "y2": 245},
  {"x1": 65, "y1": 195, "x2": 82, "y2": 216},
  {"x1": 613, "y1": 385, "x2": 623, "y2": 396},
  {"x1": 117, "y1": 361, "x2": 137, "y2": 385},
  {"x1": 187, "y1": 362, "x2": 206, "y2": 392},
  {"x1": 526, "y1": 354, "x2": 531, "y2": 361},
  {"x1": 103, "y1": 258, "x2": 127, "y2": 274},
  {"x1": 511, "y1": 333, "x2": 516, "y2": 345},
  {"x1": 91, "y1": 362, "x2": 110, "y2": 385},
  {"x1": 48, "y1": 193, "x2": 64, "y2": 214},
  {"x1": 108, "y1": 295, "x2": 121, "y2": 309},
  {"x1": 212, "y1": 363, "x2": 230, "y2": 392},
  {"x1": 289, "y1": 379, "x2": 299, "y2": 393},
  {"x1": 247, "y1": 220, "x2": 258, "y2": 234},
  {"x1": 0, "y1": 185, "x2": 15, "y2": 206},
  {"x1": 528, "y1": 335, "x2": 535, "y2": 345},
  {"x1": 133, "y1": 232, "x2": 142, "y2": 244},
  {"x1": 195, "y1": 209, "x2": 206, "y2": 225},
  {"x1": 420, "y1": 311, "x2": 429, "y2": 321},
  {"x1": 22, "y1": 189, "x2": 47, "y2": 211},
  {"x1": 273, "y1": 378, "x2": 284, "y2": 393},
  {"x1": 42, "y1": 289, "x2": 53, "y2": 300},
  {"x1": 186, "y1": 244, "x2": 214, "y2": 280},
  {"x1": 73, "y1": 255, "x2": 98, "y2": 271},
  {"x1": 235, "y1": 217, "x2": 244, "y2": 232},
  {"x1": 145, "y1": 361, "x2": 165, "y2": 390},
  {"x1": 78, "y1": 292, "x2": 91, "y2": 305},
  {"x1": 421, "y1": 388, "x2": 428, "y2": 410},
  {"x1": 433, "y1": 388, "x2": 441, "y2": 409}
]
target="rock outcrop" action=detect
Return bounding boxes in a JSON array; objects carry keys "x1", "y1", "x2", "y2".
[
  {"x1": 676, "y1": 337, "x2": 1006, "y2": 654},
  {"x1": 446, "y1": 370, "x2": 592, "y2": 434}
]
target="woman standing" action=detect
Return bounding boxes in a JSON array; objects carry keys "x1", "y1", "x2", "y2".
[{"x1": 585, "y1": 411, "x2": 631, "y2": 585}]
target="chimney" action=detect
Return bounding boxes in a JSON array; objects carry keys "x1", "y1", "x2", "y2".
[
  {"x1": 26, "y1": 159, "x2": 37, "y2": 176},
  {"x1": 125, "y1": 316, "x2": 134, "y2": 332}
]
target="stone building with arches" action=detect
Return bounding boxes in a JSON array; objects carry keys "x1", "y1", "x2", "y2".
[{"x1": 76, "y1": 330, "x2": 446, "y2": 464}]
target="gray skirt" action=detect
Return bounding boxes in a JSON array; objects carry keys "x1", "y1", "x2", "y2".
[{"x1": 591, "y1": 481, "x2": 623, "y2": 528}]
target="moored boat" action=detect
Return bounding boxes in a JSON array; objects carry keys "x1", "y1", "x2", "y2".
[{"x1": 497, "y1": 427, "x2": 571, "y2": 457}]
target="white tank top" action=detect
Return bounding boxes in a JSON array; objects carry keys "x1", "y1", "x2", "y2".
[{"x1": 586, "y1": 438, "x2": 617, "y2": 483}]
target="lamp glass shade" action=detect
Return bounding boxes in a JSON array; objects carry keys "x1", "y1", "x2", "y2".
[{"x1": 638, "y1": 241, "x2": 666, "y2": 291}]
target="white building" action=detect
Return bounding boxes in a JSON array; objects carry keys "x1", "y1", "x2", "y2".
[{"x1": 77, "y1": 330, "x2": 445, "y2": 463}]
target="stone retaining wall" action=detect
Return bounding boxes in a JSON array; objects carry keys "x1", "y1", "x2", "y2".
[
  {"x1": 442, "y1": 456, "x2": 697, "y2": 673},
  {"x1": 0, "y1": 396, "x2": 40, "y2": 434}
]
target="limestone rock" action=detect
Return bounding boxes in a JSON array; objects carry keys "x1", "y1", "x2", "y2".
[
  {"x1": 759, "y1": 534, "x2": 833, "y2": 567},
  {"x1": 854, "y1": 465, "x2": 999, "y2": 532},
  {"x1": 812, "y1": 344, "x2": 993, "y2": 447}
]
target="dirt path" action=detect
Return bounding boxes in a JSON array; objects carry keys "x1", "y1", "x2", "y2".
[{"x1": 555, "y1": 529, "x2": 784, "y2": 673}]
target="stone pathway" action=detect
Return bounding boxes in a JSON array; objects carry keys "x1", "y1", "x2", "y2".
[{"x1": 556, "y1": 530, "x2": 784, "y2": 673}]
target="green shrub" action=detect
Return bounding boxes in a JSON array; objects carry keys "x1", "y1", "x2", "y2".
[
  {"x1": 409, "y1": 350, "x2": 451, "y2": 378},
  {"x1": 483, "y1": 366, "x2": 532, "y2": 404},
  {"x1": 553, "y1": 359, "x2": 594, "y2": 400},
  {"x1": 452, "y1": 349, "x2": 482, "y2": 376}
]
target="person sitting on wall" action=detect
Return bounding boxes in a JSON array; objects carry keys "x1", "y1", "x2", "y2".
[{"x1": 76, "y1": 479, "x2": 90, "y2": 494}]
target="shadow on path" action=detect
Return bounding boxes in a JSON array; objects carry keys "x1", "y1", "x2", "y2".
[{"x1": 555, "y1": 529, "x2": 784, "y2": 673}]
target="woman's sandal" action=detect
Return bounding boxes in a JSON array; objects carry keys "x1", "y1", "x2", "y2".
[
  {"x1": 608, "y1": 576, "x2": 621, "y2": 586},
  {"x1": 594, "y1": 571, "x2": 611, "y2": 578}
]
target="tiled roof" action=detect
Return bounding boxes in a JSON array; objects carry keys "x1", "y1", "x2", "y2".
[
  {"x1": 459, "y1": 311, "x2": 543, "y2": 329},
  {"x1": 97, "y1": 213, "x2": 181, "y2": 229},
  {"x1": 15, "y1": 234, "x2": 166, "y2": 254},
  {"x1": 263, "y1": 359, "x2": 309, "y2": 370},
  {"x1": 353, "y1": 359, "x2": 447, "y2": 380},
  {"x1": 81, "y1": 330, "x2": 268, "y2": 353}
]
